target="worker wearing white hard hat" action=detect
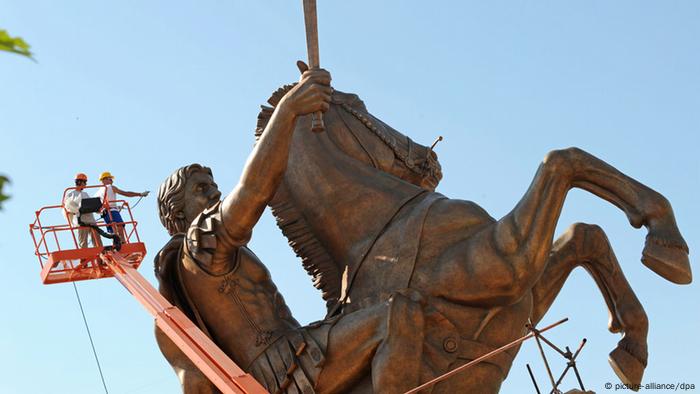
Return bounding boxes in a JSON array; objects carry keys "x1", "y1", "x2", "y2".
[{"x1": 63, "y1": 173, "x2": 103, "y2": 249}]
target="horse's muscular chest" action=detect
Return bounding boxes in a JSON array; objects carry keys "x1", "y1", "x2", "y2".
[{"x1": 410, "y1": 198, "x2": 496, "y2": 291}]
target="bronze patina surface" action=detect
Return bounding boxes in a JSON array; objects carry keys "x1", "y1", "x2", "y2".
[
  {"x1": 155, "y1": 67, "x2": 435, "y2": 394},
  {"x1": 255, "y1": 84, "x2": 691, "y2": 392},
  {"x1": 154, "y1": 67, "x2": 691, "y2": 393}
]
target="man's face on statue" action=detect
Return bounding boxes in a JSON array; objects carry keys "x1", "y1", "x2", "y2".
[{"x1": 183, "y1": 171, "x2": 222, "y2": 224}]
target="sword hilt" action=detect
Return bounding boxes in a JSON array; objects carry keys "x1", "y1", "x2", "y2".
[{"x1": 311, "y1": 112, "x2": 325, "y2": 132}]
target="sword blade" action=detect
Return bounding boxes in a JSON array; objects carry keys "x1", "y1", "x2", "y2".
[
  {"x1": 301, "y1": 0, "x2": 325, "y2": 132},
  {"x1": 302, "y1": 0, "x2": 320, "y2": 68}
]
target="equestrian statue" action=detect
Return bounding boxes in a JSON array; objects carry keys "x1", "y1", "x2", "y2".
[{"x1": 153, "y1": 64, "x2": 692, "y2": 393}]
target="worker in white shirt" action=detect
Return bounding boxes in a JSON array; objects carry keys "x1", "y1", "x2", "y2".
[
  {"x1": 63, "y1": 173, "x2": 103, "y2": 249},
  {"x1": 96, "y1": 171, "x2": 149, "y2": 242}
]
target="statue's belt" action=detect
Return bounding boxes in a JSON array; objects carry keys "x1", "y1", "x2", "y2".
[{"x1": 248, "y1": 328, "x2": 325, "y2": 393}]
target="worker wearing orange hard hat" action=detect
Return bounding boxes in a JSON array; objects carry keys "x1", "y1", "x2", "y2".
[
  {"x1": 95, "y1": 171, "x2": 149, "y2": 242},
  {"x1": 63, "y1": 173, "x2": 102, "y2": 248}
]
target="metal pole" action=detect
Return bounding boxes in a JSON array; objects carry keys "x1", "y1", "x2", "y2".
[
  {"x1": 527, "y1": 364, "x2": 541, "y2": 394},
  {"x1": 528, "y1": 320, "x2": 558, "y2": 393}
]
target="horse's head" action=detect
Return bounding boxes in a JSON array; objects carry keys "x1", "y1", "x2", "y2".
[
  {"x1": 257, "y1": 85, "x2": 443, "y2": 191},
  {"x1": 254, "y1": 84, "x2": 444, "y2": 311},
  {"x1": 330, "y1": 90, "x2": 443, "y2": 191}
]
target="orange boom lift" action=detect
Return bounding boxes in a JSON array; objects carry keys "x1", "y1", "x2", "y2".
[{"x1": 29, "y1": 185, "x2": 268, "y2": 394}]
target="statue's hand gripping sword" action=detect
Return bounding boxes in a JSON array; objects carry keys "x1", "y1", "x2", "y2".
[{"x1": 302, "y1": 0, "x2": 325, "y2": 132}]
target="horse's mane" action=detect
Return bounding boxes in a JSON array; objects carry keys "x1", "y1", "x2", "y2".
[
  {"x1": 256, "y1": 83, "x2": 342, "y2": 309},
  {"x1": 256, "y1": 84, "x2": 443, "y2": 311}
]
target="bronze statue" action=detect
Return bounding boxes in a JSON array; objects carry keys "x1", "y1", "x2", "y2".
[
  {"x1": 154, "y1": 66, "x2": 437, "y2": 394},
  {"x1": 252, "y1": 83, "x2": 691, "y2": 392},
  {"x1": 154, "y1": 65, "x2": 691, "y2": 392}
]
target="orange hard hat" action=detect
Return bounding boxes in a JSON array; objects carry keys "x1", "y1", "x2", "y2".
[{"x1": 75, "y1": 173, "x2": 88, "y2": 181}]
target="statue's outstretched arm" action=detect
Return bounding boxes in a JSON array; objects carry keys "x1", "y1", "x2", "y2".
[{"x1": 220, "y1": 68, "x2": 331, "y2": 243}]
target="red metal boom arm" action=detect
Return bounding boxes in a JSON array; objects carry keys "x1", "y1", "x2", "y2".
[{"x1": 103, "y1": 252, "x2": 268, "y2": 394}]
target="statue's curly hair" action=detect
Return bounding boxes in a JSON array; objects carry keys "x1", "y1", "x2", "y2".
[{"x1": 157, "y1": 163, "x2": 213, "y2": 235}]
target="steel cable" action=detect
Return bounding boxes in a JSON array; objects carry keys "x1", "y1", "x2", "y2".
[{"x1": 72, "y1": 282, "x2": 109, "y2": 394}]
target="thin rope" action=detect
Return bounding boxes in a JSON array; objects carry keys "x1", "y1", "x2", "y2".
[{"x1": 72, "y1": 282, "x2": 110, "y2": 394}]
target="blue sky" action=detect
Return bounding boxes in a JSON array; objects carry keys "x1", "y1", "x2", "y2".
[{"x1": 1, "y1": 1, "x2": 698, "y2": 393}]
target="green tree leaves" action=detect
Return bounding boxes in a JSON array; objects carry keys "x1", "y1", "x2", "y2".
[
  {"x1": 0, "y1": 29, "x2": 34, "y2": 60},
  {"x1": 0, "y1": 175, "x2": 9, "y2": 209},
  {"x1": 0, "y1": 28, "x2": 32, "y2": 209}
]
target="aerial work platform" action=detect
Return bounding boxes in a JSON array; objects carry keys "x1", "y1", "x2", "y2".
[
  {"x1": 29, "y1": 185, "x2": 268, "y2": 394},
  {"x1": 30, "y1": 184, "x2": 146, "y2": 284}
]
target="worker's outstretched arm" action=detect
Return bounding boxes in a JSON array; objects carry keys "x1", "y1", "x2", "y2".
[
  {"x1": 220, "y1": 66, "x2": 331, "y2": 243},
  {"x1": 113, "y1": 186, "x2": 148, "y2": 198}
]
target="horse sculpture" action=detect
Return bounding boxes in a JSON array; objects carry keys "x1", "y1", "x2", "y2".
[{"x1": 255, "y1": 84, "x2": 692, "y2": 392}]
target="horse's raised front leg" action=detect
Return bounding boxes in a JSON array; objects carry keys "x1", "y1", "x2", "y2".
[
  {"x1": 495, "y1": 147, "x2": 690, "y2": 291},
  {"x1": 531, "y1": 223, "x2": 648, "y2": 388}
]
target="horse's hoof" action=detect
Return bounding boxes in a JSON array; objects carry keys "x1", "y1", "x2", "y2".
[
  {"x1": 609, "y1": 346, "x2": 645, "y2": 390},
  {"x1": 642, "y1": 237, "x2": 692, "y2": 284}
]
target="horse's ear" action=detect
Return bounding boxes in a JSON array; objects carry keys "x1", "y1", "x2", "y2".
[{"x1": 296, "y1": 60, "x2": 309, "y2": 74}]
